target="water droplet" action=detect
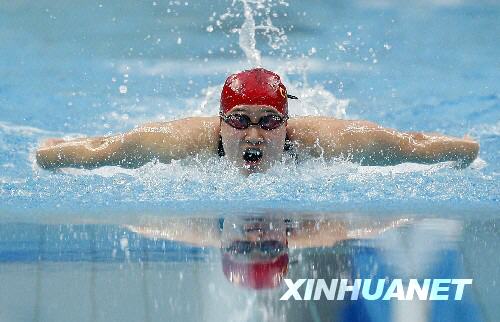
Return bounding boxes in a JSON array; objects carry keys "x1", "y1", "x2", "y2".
[
  {"x1": 177, "y1": 37, "x2": 182, "y2": 44},
  {"x1": 120, "y1": 237, "x2": 128, "y2": 250}
]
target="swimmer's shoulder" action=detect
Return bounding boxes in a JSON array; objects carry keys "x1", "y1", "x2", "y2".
[
  {"x1": 287, "y1": 116, "x2": 367, "y2": 157},
  {"x1": 139, "y1": 116, "x2": 219, "y2": 131},
  {"x1": 286, "y1": 116, "x2": 350, "y2": 140},
  {"x1": 288, "y1": 115, "x2": 341, "y2": 128},
  {"x1": 132, "y1": 116, "x2": 221, "y2": 154}
]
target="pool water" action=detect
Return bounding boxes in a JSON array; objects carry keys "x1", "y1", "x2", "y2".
[
  {"x1": 0, "y1": 213, "x2": 498, "y2": 321},
  {"x1": 0, "y1": 0, "x2": 498, "y2": 321}
]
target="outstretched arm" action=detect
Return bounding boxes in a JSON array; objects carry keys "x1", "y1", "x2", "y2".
[
  {"x1": 124, "y1": 218, "x2": 221, "y2": 248},
  {"x1": 36, "y1": 117, "x2": 220, "y2": 169},
  {"x1": 288, "y1": 217, "x2": 412, "y2": 248},
  {"x1": 288, "y1": 117, "x2": 479, "y2": 167}
]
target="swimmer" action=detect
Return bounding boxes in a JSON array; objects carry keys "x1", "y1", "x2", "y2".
[
  {"x1": 36, "y1": 68, "x2": 479, "y2": 174},
  {"x1": 127, "y1": 215, "x2": 411, "y2": 289}
]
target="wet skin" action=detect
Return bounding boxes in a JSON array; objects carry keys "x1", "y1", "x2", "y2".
[{"x1": 36, "y1": 113, "x2": 480, "y2": 171}]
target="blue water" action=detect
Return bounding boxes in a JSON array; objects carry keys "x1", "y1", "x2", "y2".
[{"x1": 0, "y1": 1, "x2": 499, "y2": 321}]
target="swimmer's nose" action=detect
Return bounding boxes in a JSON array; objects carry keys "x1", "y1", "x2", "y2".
[{"x1": 244, "y1": 126, "x2": 264, "y2": 145}]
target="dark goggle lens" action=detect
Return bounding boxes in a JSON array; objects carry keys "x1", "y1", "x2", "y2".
[
  {"x1": 259, "y1": 240, "x2": 286, "y2": 253},
  {"x1": 225, "y1": 241, "x2": 252, "y2": 253},
  {"x1": 225, "y1": 115, "x2": 250, "y2": 129},
  {"x1": 224, "y1": 114, "x2": 286, "y2": 130},
  {"x1": 259, "y1": 115, "x2": 285, "y2": 130}
]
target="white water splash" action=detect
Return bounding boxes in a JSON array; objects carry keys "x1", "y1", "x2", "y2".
[
  {"x1": 285, "y1": 83, "x2": 349, "y2": 118},
  {"x1": 230, "y1": 0, "x2": 349, "y2": 118},
  {"x1": 113, "y1": 2, "x2": 350, "y2": 120},
  {"x1": 217, "y1": 0, "x2": 289, "y2": 66},
  {"x1": 239, "y1": 0, "x2": 262, "y2": 66}
]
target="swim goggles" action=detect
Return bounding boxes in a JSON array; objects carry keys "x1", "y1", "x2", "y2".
[{"x1": 220, "y1": 113, "x2": 288, "y2": 130}]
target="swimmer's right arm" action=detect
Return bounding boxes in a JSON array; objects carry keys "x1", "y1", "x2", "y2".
[{"x1": 36, "y1": 117, "x2": 220, "y2": 169}]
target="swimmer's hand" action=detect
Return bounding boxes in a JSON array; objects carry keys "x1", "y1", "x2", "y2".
[
  {"x1": 36, "y1": 138, "x2": 68, "y2": 169},
  {"x1": 36, "y1": 136, "x2": 122, "y2": 169},
  {"x1": 398, "y1": 132, "x2": 479, "y2": 167},
  {"x1": 372, "y1": 130, "x2": 480, "y2": 168}
]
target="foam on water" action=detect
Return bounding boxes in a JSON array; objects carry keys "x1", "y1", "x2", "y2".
[{"x1": 13, "y1": 152, "x2": 491, "y2": 212}]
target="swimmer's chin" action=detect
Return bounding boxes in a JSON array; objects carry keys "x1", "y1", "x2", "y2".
[
  {"x1": 238, "y1": 160, "x2": 267, "y2": 175},
  {"x1": 240, "y1": 164, "x2": 263, "y2": 176}
]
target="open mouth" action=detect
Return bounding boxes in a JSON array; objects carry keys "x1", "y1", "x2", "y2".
[{"x1": 243, "y1": 148, "x2": 263, "y2": 166}]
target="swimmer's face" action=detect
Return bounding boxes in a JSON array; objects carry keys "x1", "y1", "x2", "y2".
[
  {"x1": 220, "y1": 216, "x2": 287, "y2": 259},
  {"x1": 220, "y1": 105, "x2": 287, "y2": 175}
]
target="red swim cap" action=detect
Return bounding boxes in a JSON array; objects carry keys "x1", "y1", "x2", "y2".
[
  {"x1": 222, "y1": 253, "x2": 289, "y2": 289},
  {"x1": 220, "y1": 68, "x2": 289, "y2": 115}
]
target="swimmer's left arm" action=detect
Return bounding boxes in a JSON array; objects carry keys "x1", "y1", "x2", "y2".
[
  {"x1": 341, "y1": 121, "x2": 480, "y2": 167},
  {"x1": 289, "y1": 117, "x2": 479, "y2": 167},
  {"x1": 288, "y1": 218, "x2": 411, "y2": 248}
]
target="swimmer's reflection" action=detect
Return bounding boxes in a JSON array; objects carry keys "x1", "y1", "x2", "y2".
[
  {"x1": 126, "y1": 215, "x2": 409, "y2": 290},
  {"x1": 220, "y1": 217, "x2": 289, "y2": 289}
]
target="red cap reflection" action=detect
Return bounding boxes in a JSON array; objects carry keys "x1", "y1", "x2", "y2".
[{"x1": 222, "y1": 253, "x2": 289, "y2": 289}]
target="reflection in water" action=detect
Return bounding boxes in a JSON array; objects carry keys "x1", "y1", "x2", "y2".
[
  {"x1": 219, "y1": 217, "x2": 289, "y2": 289},
  {"x1": 0, "y1": 213, "x2": 492, "y2": 322},
  {"x1": 126, "y1": 215, "x2": 409, "y2": 291}
]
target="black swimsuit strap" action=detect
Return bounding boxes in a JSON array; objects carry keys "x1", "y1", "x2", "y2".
[
  {"x1": 217, "y1": 134, "x2": 293, "y2": 157},
  {"x1": 217, "y1": 135, "x2": 225, "y2": 157}
]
